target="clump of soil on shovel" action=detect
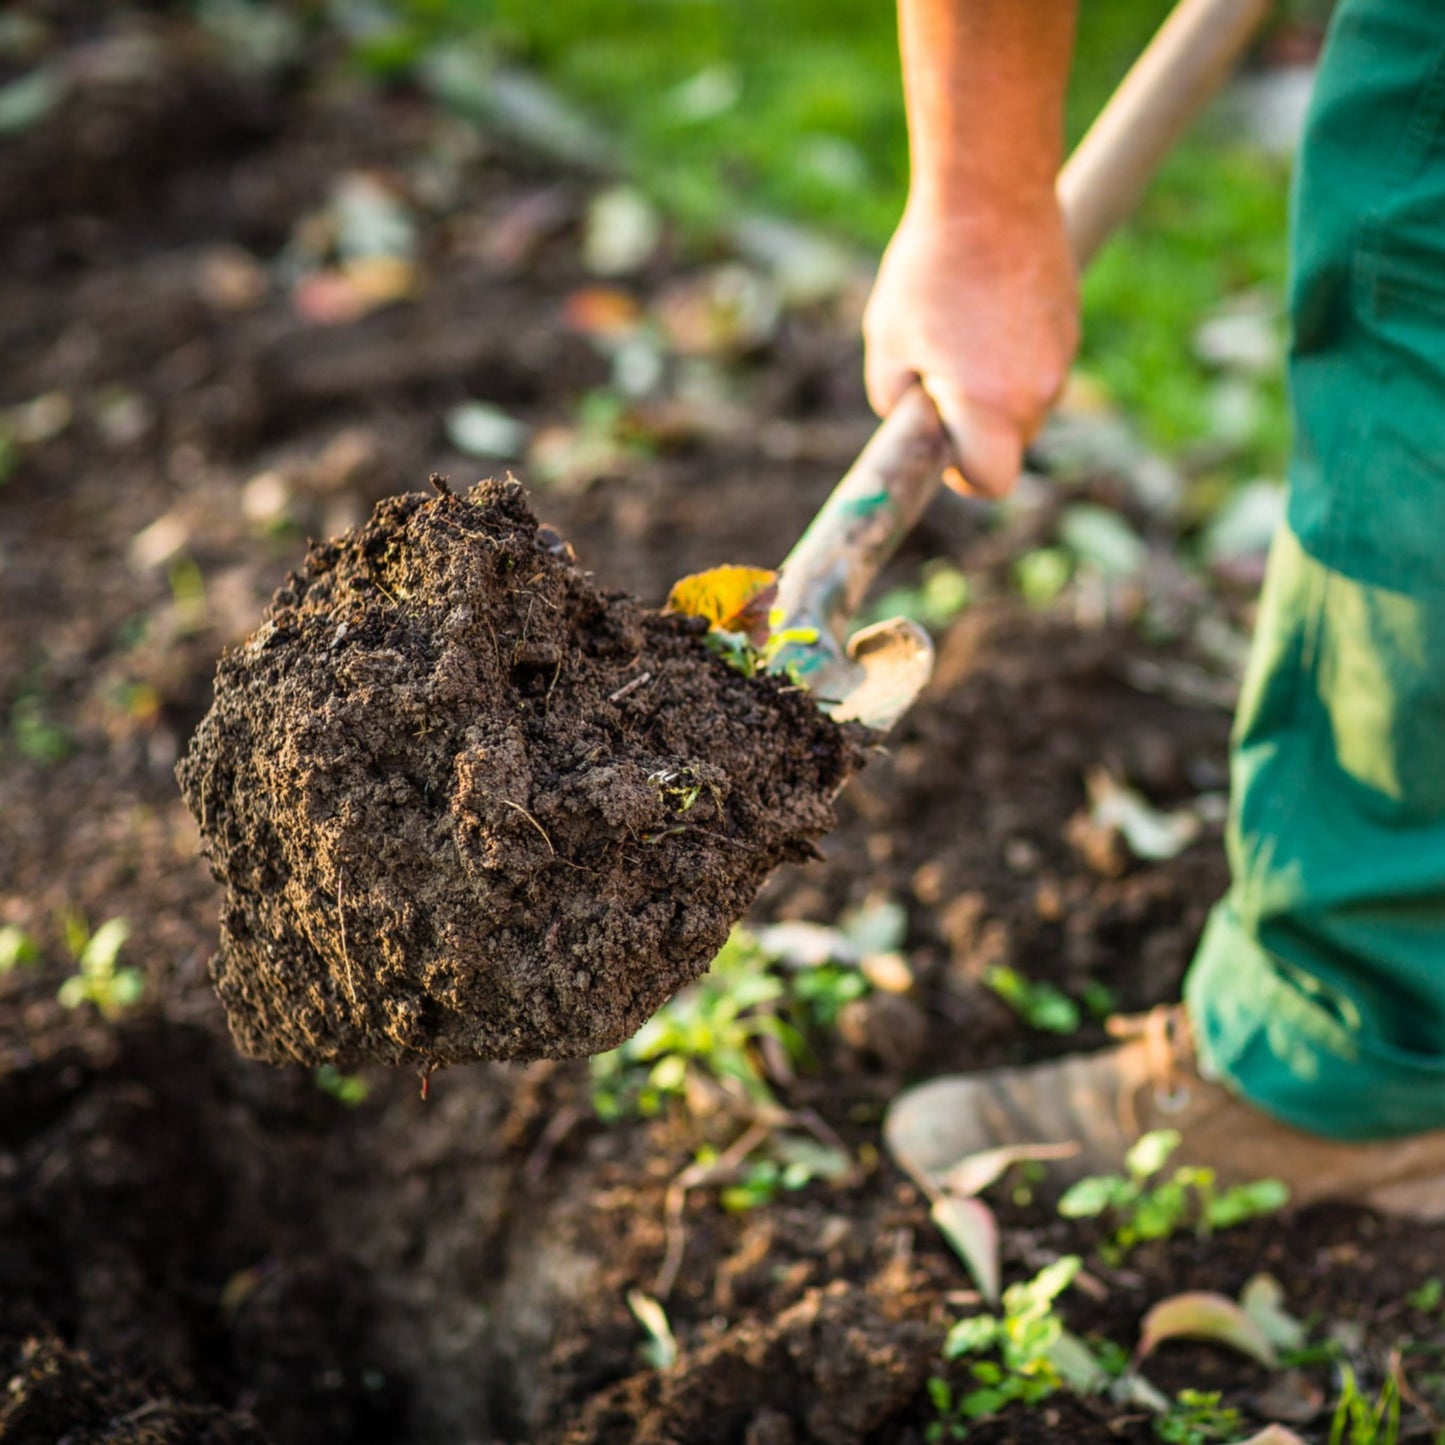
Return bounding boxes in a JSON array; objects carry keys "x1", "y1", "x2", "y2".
[{"x1": 179, "y1": 478, "x2": 865, "y2": 1070}]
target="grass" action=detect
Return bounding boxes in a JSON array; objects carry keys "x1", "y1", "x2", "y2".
[{"x1": 338, "y1": 0, "x2": 1297, "y2": 478}]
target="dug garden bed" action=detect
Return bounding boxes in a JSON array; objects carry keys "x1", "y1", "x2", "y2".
[{"x1": 3, "y1": 10, "x2": 1441, "y2": 1443}]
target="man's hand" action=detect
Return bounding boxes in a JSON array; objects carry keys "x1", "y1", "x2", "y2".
[
  {"x1": 868, "y1": 0, "x2": 1081, "y2": 498},
  {"x1": 863, "y1": 195, "x2": 1078, "y2": 499}
]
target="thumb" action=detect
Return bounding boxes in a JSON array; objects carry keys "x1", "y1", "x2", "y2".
[{"x1": 921, "y1": 380, "x2": 1025, "y2": 500}]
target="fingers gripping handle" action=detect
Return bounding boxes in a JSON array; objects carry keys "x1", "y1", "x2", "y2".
[{"x1": 774, "y1": 0, "x2": 1271, "y2": 652}]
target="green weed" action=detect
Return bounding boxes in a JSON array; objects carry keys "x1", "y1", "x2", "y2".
[
  {"x1": 1329, "y1": 1368, "x2": 1401, "y2": 1445},
  {"x1": 589, "y1": 928, "x2": 799, "y2": 1120},
  {"x1": 1407, "y1": 1278, "x2": 1444, "y2": 1314},
  {"x1": 314, "y1": 1065, "x2": 372, "y2": 1107},
  {"x1": 56, "y1": 915, "x2": 143, "y2": 1020},
  {"x1": 868, "y1": 560, "x2": 970, "y2": 633},
  {"x1": 928, "y1": 1256, "x2": 1102, "y2": 1440},
  {"x1": 0, "y1": 924, "x2": 39, "y2": 973},
  {"x1": 10, "y1": 690, "x2": 71, "y2": 765},
  {"x1": 1058, "y1": 1129, "x2": 1288, "y2": 1262},
  {"x1": 984, "y1": 964, "x2": 1081, "y2": 1035},
  {"x1": 702, "y1": 621, "x2": 819, "y2": 683},
  {"x1": 590, "y1": 924, "x2": 875, "y2": 1121},
  {"x1": 1153, "y1": 1388, "x2": 1241, "y2": 1444}
]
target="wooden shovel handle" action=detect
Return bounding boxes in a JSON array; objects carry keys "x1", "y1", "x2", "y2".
[{"x1": 775, "y1": 0, "x2": 1274, "y2": 640}]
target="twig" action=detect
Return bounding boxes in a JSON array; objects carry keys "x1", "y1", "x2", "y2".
[
  {"x1": 608, "y1": 671, "x2": 652, "y2": 703},
  {"x1": 1390, "y1": 1347, "x2": 1442, "y2": 1436},
  {"x1": 524, "y1": 1103, "x2": 585, "y2": 1186},
  {"x1": 654, "y1": 1119, "x2": 772, "y2": 1300},
  {"x1": 501, "y1": 799, "x2": 556, "y2": 858},
  {"x1": 337, "y1": 870, "x2": 357, "y2": 1004}
]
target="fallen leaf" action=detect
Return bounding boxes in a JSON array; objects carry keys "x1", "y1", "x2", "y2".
[
  {"x1": 665, "y1": 565, "x2": 778, "y2": 648},
  {"x1": 932, "y1": 1195, "x2": 1000, "y2": 1305},
  {"x1": 755, "y1": 921, "x2": 845, "y2": 969},
  {"x1": 666, "y1": 64, "x2": 741, "y2": 123},
  {"x1": 0, "y1": 66, "x2": 64, "y2": 135},
  {"x1": 332, "y1": 172, "x2": 416, "y2": 263},
  {"x1": 1110, "y1": 1370, "x2": 1172, "y2": 1413},
  {"x1": 1240, "y1": 1274, "x2": 1308, "y2": 1352},
  {"x1": 655, "y1": 265, "x2": 779, "y2": 357},
  {"x1": 424, "y1": 52, "x2": 612, "y2": 168},
  {"x1": 1203, "y1": 479, "x2": 1286, "y2": 564},
  {"x1": 1137, "y1": 1291, "x2": 1278, "y2": 1368},
  {"x1": 729, "y1": 213, "x2": 861, "y2": 306},
  {"x1": 1086, "y1": 768, "x2": 1202, "y2": 862},
  {"x1": 562, "y1": 287, "x2": 644, "y2": 341},
  {"x1": 626, "y1": 1289, "x2": 678, "y2": 1371},
  {"x1": 1058, "y1": 503, "x2": 1147, "y2": 578},
  {"x1": 293, "y1": 257, "x2": 417, "y2": 325},
  {"x1": 1194, "y1": 296, "x2": 1282, "y2": 375},
  {"x1": 445, "y1": 401, "x2": 529, "y2": 460},
  {"x1": 1232, "y1": 1429, "x2": 1309, "y2": 1445},
  {"x1": 583, "y1": 185, "x2": 662, "y2": 277},
  {"x1": 841, "y1": 898, "x2": 908, "y2": 956},
  {"x1": 939, "y1": 1142, "x2": 1082, "y2": 1201},
  {"x1": 1047, "y1": 1330, "x2": 1110, "y2": 1393}
]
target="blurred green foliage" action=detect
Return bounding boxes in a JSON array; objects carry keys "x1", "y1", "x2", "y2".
[{"x1": 328, "y1": 0, "x2": 1303, "y2": 470}]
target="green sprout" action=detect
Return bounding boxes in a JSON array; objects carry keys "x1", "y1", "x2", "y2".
[
  {"x1": 703, "y1": 620, "x2": 820, "y2": 682},
  {"x1": 1058, "y1": 1129, "x2": 1288, "y2": 1262},
  {"x1": 716, "y1": 1132, "x2": 852, "y2": 1212},
  {"x1": 589, "y1": 928, "x2": 801, "y2": 1120},
  {"x1": 1154, "y1": 1389, "x2": 1241, "y2": 1445},
  {"x1": 984, "y1": 964, "x2": 1081, "y2": 1035},
  {"x1": 1328, "y1": 1367, "x2": 1401, "y2": 1445},
  {"x1": 0, "y1": 924, "x2": 39, "y2": 973},
  {"x1": 314, "y1": 1065, "x2": 371, "y2": 1107},
  {"x1": 57, "y1": 916, "x2": 143, "y2": 1020},
  {"x1": 928, "y1": 1256, "x2": 1105, "y2": 1441},
  {"x1": 589, "y1": 922, "x2": 878, "y2": 1123}
]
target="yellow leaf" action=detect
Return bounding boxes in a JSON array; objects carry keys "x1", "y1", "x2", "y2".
[{"x1": 665, "y1": 565, "x2": 779, "y2": 648}]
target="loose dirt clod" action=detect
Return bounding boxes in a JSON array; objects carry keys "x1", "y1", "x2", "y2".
[{"x1": 178, "y1": 478, "x2": 865, "y2": 1069}]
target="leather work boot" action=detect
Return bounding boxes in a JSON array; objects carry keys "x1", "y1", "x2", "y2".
[{"x1": 884, "y1": 1007, "x2": 1445, "y2": 1220}]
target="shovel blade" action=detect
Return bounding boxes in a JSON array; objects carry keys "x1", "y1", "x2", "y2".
[{"x1": 826, "y1": 616, "x2": 933, "y2": 731}]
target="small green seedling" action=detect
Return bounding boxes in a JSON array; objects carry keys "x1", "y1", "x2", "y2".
[
  {"x1": 1406, "y1": 1278, "x2": 1443, "y2": 1314},
  {"x1": 1013, "y1": 547, "x2": 1073, "y2": 608},
  {"x1": 1328, "y1": 1367, "x2": 1401, "y2": 1445},
  {"x1": 717, "y1": 1132, "x2": 852, "y2": 1212},
  {"x1": 646, "y1": 764, "x2": 724, "y2": 818},
  {"x1": 984, "y1": 964, "x2": 1081, "y2": 1035},
  {"x1": 627, "y1": 1289, "x2": 678, "y2": 1371},
  {"x1": 590, "y1": 922, "x2": 880, "y2": 1123},
  {"x1": 788, "y1": 960, "x2": 869, "y2": 1028},
  {"x1": 314, "y1": 1065, "x2": 371, "y2": 1107},
  {"x1": 1058, "y1": 1129, "x2": 1288, "y2": 1262},
  {"x1": 56, "y1": 915, "x2": 143, "y2": 1019},
  {"x1": 703, "y1": 621, "x2": 820, "y2": 683},
  {"x1": 589, "y1": 928, "x2": 802, "y2": 1120},
  {"x1": 1154, "y1": 1388, "x2": 1241, "y2": 1444},
  {"x1": 868, "y1": 559, "x2": 971, "y2": 632},
  {"x1": 10, "y1": 691, "x2": 71, "y2": 765},
  {"x1": 0, "y1": 924, "x2": 39, "y2": 973},
  {"x1": 928, "y1": 1256, "x2": 1105, "y2": 1440}
]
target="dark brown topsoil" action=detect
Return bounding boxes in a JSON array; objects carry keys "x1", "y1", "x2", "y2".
[
  {"x1": 178, "y1": 478, "x2": 863, "y2": 1069},
  {"x1": 9, "y1": 9, "x2": 1437, "y2": 1445}
]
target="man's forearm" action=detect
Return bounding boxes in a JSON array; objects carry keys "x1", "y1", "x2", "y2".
[{"x1": 898, "y1": 0, "x2": 1078, "y2": 220}]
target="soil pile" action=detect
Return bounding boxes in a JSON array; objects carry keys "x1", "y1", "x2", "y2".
[{"x1": 178, "y1": 479, "x2": 864, "y2": 1069}]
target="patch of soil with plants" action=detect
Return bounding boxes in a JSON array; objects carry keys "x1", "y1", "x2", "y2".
[
  {"x1": 179, "y1": 479, "x2": 861, "y2": 1068},
  {"x1": 5, "y1": 9, "x2": 1444, "y2": 1444}
]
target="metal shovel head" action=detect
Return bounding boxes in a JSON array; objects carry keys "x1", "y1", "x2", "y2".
[{"x1": 825, "y1": 616, "x2": 934, "y2": 731}]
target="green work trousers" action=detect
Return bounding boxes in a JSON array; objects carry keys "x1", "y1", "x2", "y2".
[{"x1": 1184, "y1": 0, "x2": 1445, "y2": 1140}]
